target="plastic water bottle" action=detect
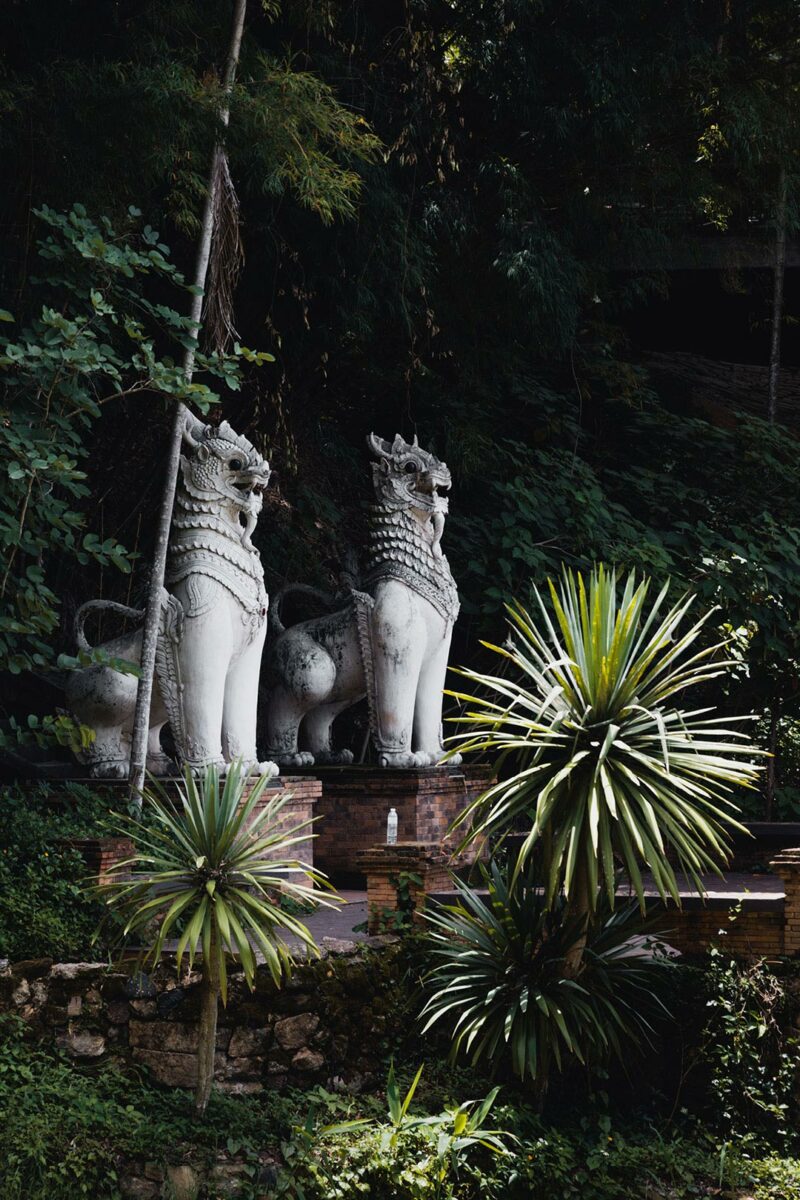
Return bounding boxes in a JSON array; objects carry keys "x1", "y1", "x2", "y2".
[{"x1": 387, "y1": 807, "x2": 398, "y2": 845}]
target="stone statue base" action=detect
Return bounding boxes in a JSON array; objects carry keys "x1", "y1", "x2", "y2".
[{"x1": 287, "y1": 764, "x2": 493, "y2": 881}]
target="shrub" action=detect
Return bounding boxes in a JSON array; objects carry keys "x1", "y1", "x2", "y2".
[
  {"x1": 0, "y1": 783, "x2": 111, "y2": 961},
  {"x1": 419, "y1": 860, "x2": 673, "y2": 1091},
  {"x1": 700, "y1": 944, "x2": 800, "y2": 1151}
]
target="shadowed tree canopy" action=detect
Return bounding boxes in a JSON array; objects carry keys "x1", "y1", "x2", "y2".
[{"x1": 1, "y1": 0, "x2": 799, "y2": 809}]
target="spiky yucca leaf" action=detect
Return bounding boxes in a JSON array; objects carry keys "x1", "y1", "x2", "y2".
[
  {"x1": 102, "y1": 760, "x2": 334, "y2": 1002},
  {"x1": 420, "y1": 860, "x2": 673, "y2": 1085},
  {"x1": 447, "y1": 566, "x2": 762, "y2": 910}
]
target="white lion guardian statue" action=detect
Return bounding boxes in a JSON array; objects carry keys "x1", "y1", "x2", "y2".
[
  {"x1": 65, "y1": 416, "x2": 277, "y2": 780},
  {"x1": 264, "y1": 432, "x2": 461, "y2": 769}
]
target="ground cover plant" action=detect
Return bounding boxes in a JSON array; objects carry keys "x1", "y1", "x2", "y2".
[{"x1": 0, "y1": 1008, "x2": 798, "y2": 1200}]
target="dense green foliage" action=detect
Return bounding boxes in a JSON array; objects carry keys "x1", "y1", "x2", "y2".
[
  {"x1": 1, "y1": 0, "x2": 798, "y2": 797},
  {"x1": 420, "y1": 861, "x2": 672, "y2": 1087},
  {"x1": 702, "y1": 940, "x2": 800, "y2": 1150},
  {"x1": 0, "y1": 783, "x2": 112, "y2": 961},
  {"x1": 0, "y1": 205, "x2": 270, "y2": 754},
  {"x1": 0, "y1": 1011, "x2": 798, "y2": 1200}
]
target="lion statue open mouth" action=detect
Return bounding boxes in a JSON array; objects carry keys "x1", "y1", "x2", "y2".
[
  {"x1": 65, "y1": 416, "x2": 277, "y2": 780},
  {"x1": 263, "y1": 432, "x2": 461, "y2": 769}
]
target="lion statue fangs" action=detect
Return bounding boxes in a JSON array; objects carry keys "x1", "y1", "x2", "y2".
[
  {"x1": 65, "y1": 415, "x2": 278, "y2": 781},
  {"x1": 263, "y1": 432, "x2": 462, "y2": 770}
]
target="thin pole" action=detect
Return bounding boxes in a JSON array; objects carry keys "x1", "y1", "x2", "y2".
[
  {"x1": 767, "y1": 165, "x2": 788, "y2": 424},
  {"x1": 128, "y1": 0, "x2": 248, "y2": 806}
]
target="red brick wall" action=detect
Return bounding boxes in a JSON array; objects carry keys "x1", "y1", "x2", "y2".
[{"x1": 308, "y1": 765, "x2": 493, "y2": 876}]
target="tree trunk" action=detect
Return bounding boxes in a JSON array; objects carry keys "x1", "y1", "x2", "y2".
[
  {"x1": 767, "y1": 165, "x2": 788, "y2": 424},
  {"x1": 564, "y1": 856, "x2": 591, "y2": 977},
  {"x1": 765, "y1": 705, "x2": 780, "y2": 821},
  {"x1": 195, "y1": 931, "x2": 220, "y2": 1115},
  {"x1": 127, "y1": 0, "x2": 248, "y2": 806}
]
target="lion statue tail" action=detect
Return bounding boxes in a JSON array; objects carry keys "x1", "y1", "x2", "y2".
[
  {"x1": 75, "y1": 599, "x2": 144, "y2": 653},
  {"x1": 269, "y1": 584, "x2": 337, "y2": 637}
]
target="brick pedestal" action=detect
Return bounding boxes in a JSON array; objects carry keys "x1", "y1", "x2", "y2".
[
  {"x1": 770, "y1": 847, "x2": 800, "y2": 956},
  {"x1": 357, "y1": 842, "x2": 452, "y2": 932},
  {"x1": 59, "y1": 836, "x2": 134, "y2": 886},
  {"x1": 245, "y1": 775, "x2": 322, "y2": 877},
  {"x1": 301, "y1": 764, "x2": 493, "y2": 879}
]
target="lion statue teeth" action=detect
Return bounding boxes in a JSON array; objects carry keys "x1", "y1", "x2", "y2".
[
  {"x1": 263, "y1": 432, "x2": 461, "y2": 769},
  {"x1": 65, "y1": 415, "x2": 277, "y2": 780}
]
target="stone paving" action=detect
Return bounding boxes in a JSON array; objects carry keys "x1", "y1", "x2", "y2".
[{"x1": 278, "y1": 871, "x2": 786, "y2": 954}]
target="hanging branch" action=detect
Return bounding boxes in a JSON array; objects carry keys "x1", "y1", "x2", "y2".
[
  {"x1": 128, "y1": 0, "x2": 248, "y2": 806},
  {"x1": 205, "y1": 150, "x2": 245, "y2": 353}
]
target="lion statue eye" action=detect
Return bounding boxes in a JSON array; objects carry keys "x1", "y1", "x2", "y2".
[
  {"x1": 404, "y1": 461, "x2": 418, "y2": 474},
  {"x1": 229, "y1": 458, "x2": 243, "y2": 471}
]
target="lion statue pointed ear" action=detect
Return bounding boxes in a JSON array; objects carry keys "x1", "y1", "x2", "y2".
[
  {"x1": 391, "y1": 433, "x2": 406, "y2": 455},
  {"x1": 412, "y1": 433, "x2": 419, "y2": 447},
  {"x1": 182, "y1": 414, "x2": 208, "y2": 450},
  {"x1": 367, "y1": 432, "x2": 393, "y2": 459}
]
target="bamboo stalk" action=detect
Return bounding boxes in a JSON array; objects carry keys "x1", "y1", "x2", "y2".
[{"x1": 127, "y1": 0, "x2": 248, "y2": 807}]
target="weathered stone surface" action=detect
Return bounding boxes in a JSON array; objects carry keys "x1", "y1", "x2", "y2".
[
  {"x1": 129, "y1": 1019, "x2": 229, "y2": 1053},
  {"x1": 217, "y1": 1080, "x2": 264, "y2": 1095},
  {"x1": 129, "y1": 999, "x2": 157, "y2": 1018},
  {"x1": 133, "y1": 1050, "x2": 197, "y2": 1088},
  {"x1": 49, "y1": 962, "x2": 106, "y2": 982},
  {"x1": 291, "y1": 1047, "x2": 325, "y2": 1072},
  {"x1": 228, "y1": 1026, "x2": 270, "y2": 1057},
  {"x1": 124, "y1": 971, "x2": 157, "y2": 1000},
  {"x1": 107, "y1": 999, "x2": 130, "y2": 1024},
  {"x1": 59, "y1": 1029, "x2": 106, "y2": 1058},
  {"x1": 157, "y1": 986, "x2": 185, "y2": 1016},
  {"x1": 165, "y1": 1163, "x2": 199, "y2": 1200},
  {"x1": 274, "y1": 1012, "x2": 319, "y2": 1050},
  {"x1": 120, "y1": 1175, "x2": 160, "y2": 1200},
  {"x1": 208, "y1": 1162, "x2": 250, "y2": 1197},
  {"x1": 9, "y1": 957, "x2": 52, "y2": 979},
  {"x1": 67, "y1": 994, "x2": 82, "y2": 1017},
  {"x1": 321, "y1": 937, "x2": 358, "y2": 955},
  {"x1": 11, "y1": 979, "x2": 30, "y2": 1007},
  {"x1": 221, "y1": 1055, "x2": 263, "y2": 1081},
  {"x1": 129, "y1": 1020, "x2": 198, "y2": 1054}
]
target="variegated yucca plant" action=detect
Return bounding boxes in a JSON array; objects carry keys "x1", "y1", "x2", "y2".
[
  {"x1": 101, "y1": 760, "x2": 333, "y2": 1113},
  {"x1": 448, "y1": 566, "x2": 762, "y2": 947}
]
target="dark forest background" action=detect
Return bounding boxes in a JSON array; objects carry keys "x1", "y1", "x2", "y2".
[{"x1": 1, "y1": 0, "x2": 799, "y2": 812}]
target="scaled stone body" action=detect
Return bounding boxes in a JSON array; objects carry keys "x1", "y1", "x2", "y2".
[
  {"x1": 66, "y1": 417, "x2": 276, "y2": 779},
  {"x1": 264, "y1": 433, "x2": 461, "y2": 768}
]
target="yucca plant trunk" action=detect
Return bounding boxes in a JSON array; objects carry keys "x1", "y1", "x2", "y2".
[
  {"x1": 195, "y1": 928, "x2": 221, "y2": 1115},
  {"x1": 564, "y1": 859, "x2": 592, "y2": 977}
]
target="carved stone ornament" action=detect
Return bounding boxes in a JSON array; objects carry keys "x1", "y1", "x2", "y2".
[
  {"x1": 263, "y1": 432, "x2": 462, "y2": 769},
  {"x1": 65, "y1": 416, "x2": 277, "y2": 780}
]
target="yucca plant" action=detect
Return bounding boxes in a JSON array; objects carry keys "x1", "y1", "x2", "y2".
[
  {"x1": 448, "y1": 566, "x2": 762, "y2": 957},
  {"x1": 420, "y1": 859, "x2": 673, "y2": 1093},
  {"x1": 101, "y1": 760, "x2": 333, "y2": 1113}
]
